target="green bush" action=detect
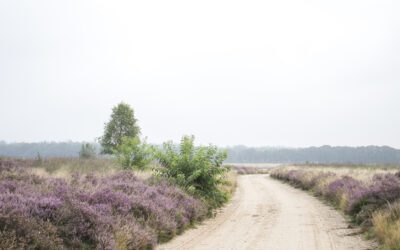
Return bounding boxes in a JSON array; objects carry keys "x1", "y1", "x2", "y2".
[
  {"x1": 79, "y1": 143, "x2": 96, "y2": 159},
  {"x1": 155, "y1": 135, "x2": 229, "y2": 209},
  {"x1": 113, "y1": 137, "x2": 153, "y2": 170}
]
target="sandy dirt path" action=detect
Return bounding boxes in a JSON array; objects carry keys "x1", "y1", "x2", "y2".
[{"x1": 158, "y1": 175, "x2": 377, "y2": 250}]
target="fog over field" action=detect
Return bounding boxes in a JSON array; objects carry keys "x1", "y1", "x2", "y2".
[{"x1": 1, "y1": 0, "x2": 399, "y2": 147}]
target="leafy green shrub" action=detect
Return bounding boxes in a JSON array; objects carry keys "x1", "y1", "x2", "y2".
[
  {"x1": 114, "y1": 137, "x2": 153, "y2": 170},
  {"x1": 155, "y1": 135, "x2": 229, "y2": 209}
]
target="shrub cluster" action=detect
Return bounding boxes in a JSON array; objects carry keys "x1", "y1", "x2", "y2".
[
  {"x1": 155, "y1": 136, "x2": 229, "y2": 210},
  {"x1": 0, "y1": 159, "x2": 207, "y2": 249},
  {"x1": 271, "y1": 168, "x2": 400, "y2": 249},
  {"x1": 113, "y1": 137, "x2": 153, "y2": 170}
]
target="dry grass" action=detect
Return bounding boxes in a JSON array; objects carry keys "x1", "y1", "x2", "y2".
[
  {"x1": 28, "y1": 157, "x2": 157, "y2": 181},
  {"x1": 279, "y1": 165, "x2": 399, "y2": 183},
  {"x1": 373, "y1": 202, "x2": 400, "y2": 250},
  {"x1": 30, "y1": 167, "x2": 72, "y2": 179},
  {"x1": 220, "y1": 169, "x2": 237, "y2": 197},
  {"x1": 33, "y1": 157, "x2": 118, "y2": 173}
]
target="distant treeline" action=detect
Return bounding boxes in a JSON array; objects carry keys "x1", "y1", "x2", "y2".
[
  {"x1": 1, "y1": 142, "x2": 400, "y2": 164},
  {"x1": 0, "y1": 141, "x2": 100, "y2": 158},
  {"x1": 225, "y1": 145, "x2": 400, "y2": 164}
]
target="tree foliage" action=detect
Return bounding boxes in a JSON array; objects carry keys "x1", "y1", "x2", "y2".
[
  {"x1": 114, "y1": 137, "x2": 153, "y2": 170},
  {"x1": 155, "y1": 135, "x2": 229, "y2": 208},
  {"x1": 99, "y1": 103, "x2": 140, "y2": 154},
  {"x1": 79, "y1": 143, "x2": 96, "y2": 159}
]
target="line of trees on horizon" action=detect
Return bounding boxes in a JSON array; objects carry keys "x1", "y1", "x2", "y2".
[
  {"x1": 225, "y1": 145, "x2": 400, "y2": 164},
  {"x1": 1, "y1": 141, "x2": 399, "y2": 164}
]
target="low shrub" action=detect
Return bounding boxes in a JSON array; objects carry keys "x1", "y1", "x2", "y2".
[
  {"x1": 155, "y1": 136, "x2": 229, "y2": 210},
  {"x1": 113, "y1": 137, "x2": 153, "y2": 170}
]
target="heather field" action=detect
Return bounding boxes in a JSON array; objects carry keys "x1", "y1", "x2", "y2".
[
  {"x1": 229, "y1": 164, "x2": 273, "y2": 175},
  {"x1": 270, "y1": 165, "x2": 400, "y2": 249},
  {"x1": 0, "y1": 158, "x2": 218, "y2": 249}
]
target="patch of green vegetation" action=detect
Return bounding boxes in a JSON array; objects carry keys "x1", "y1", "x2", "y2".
[{"x1": 154, "y1": 135, "x2": 230, "y2": 210}]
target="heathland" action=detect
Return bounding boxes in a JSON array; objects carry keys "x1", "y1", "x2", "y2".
[
  {"x1": 0, "y1": 157, "x2": 235, "y2": 249},
  {"x1": 0, "y1": 103, "x2": 235, "y2": 249}
]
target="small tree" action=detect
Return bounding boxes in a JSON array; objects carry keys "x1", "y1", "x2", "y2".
[
  {"x1": 155, "y1": 135, "x2": 229, "y2": 208},
  {"x1": 100, "y1": 102, "x2": 140, "y2": 154},
  {"x1": 79, "y1": 143, "x2": 96, "y2": 159},
  {"x1": 34, "y1": 152, "x2": 43, "y2": 166},
  {"x1": 114, "y1": 137, "x2": 153, "y2": 170}
]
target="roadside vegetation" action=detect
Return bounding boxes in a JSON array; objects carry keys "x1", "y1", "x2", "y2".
[
  {"x1": 0, "y1": 159, "x2": 207, "y2": 249},
  {"x1": 271, "y1": 165, "x2": 400, "y2": 250},
  {"x1": 230, "y1": 164, "x2": 271, "y2": 175},
  {"x1": 154, "y1": 135, "x2": 230, "y2": 211},
  {"x1": 0, "y1": 102, "x2": 234, "y2": 249}
]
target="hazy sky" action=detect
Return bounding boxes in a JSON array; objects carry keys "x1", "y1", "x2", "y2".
[{"x1": 1, "y1": 0, "x2": 399, "y2": 147}]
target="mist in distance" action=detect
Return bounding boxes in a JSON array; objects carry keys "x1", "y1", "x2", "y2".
[{"x1": 1, "y1": 0, "x2": 399, "y2": 148}]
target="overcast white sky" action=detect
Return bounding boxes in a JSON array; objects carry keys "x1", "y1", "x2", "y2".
[{"x1": 1, "y1": 0, "x2": 399, "y2": 147}]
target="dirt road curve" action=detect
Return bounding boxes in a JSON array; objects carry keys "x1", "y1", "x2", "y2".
[{"x1": 158, "y1": 175, "x2": 377, "y2": 250}]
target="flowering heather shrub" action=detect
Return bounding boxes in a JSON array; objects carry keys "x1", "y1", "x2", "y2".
[
  {"x1": 286, "y1": 170, "x2": 313, "y2": 189},
  {"x1": 369, "y1": 173, "x2": 400, "y2": 204},
  {"x1": 325, "y1": 176, "x2": 367, "y2": 212},
  {"x1": 271, "y1": 168, "x2": 400, "y2": 218},
  {"x1": 326, "y1": 173, "x2": 400, "y2": 216},
  {"x1": 0, "y1": 159, "x2": 207, "y2": 249},
  {"x1": 350, "y1": 173, "x2": 400, "y2": 225},
  {"x1": 272, "y1": 170, "x2": 334, "y2": 191}
]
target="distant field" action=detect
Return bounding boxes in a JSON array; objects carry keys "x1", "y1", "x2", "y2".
[
  {"x1": 278, "y1": 164, "x2": 400, "y2": 181},
  {"x1": 227, "y1": 163, "x2": 279, "y2": 174},
  {"x1": 227, "y1": 163, "x2": 283, "y2": 168}
]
